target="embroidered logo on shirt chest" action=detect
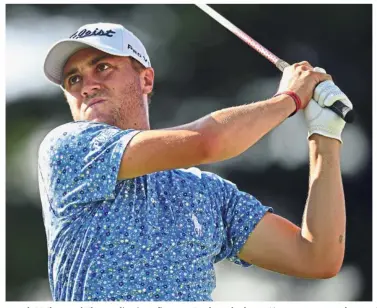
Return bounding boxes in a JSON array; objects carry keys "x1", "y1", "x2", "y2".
[{"x1": 191, "y1": 213, "x2": 203, "y2": 236}]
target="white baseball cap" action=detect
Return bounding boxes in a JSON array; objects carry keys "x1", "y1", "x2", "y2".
[{"x1": 44, "y1": 22, "x2": 151, "y2": 85}]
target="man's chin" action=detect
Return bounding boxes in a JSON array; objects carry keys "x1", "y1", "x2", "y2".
[{"x1": 81, "y1": 115, "x2": 116, "y2": 126}]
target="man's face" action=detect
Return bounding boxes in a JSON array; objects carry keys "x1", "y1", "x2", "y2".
[{"x1": 62, "y1": 48, "x2": 153, "y2": 128}]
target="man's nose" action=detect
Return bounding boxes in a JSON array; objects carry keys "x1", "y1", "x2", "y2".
[{"x1": 81, "y1": 76, "x2": 101, "y2": 97}]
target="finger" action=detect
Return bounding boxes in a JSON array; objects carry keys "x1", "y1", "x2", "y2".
[
  {"x1": 301, "y1": 65, "x2": 313, "y2": 71},
  {"x1": 314, "y1": 67, "x2": 326, "y2": 74},
  {"x1": 294, "y1": 61, "x2": 314, "y2": 69},
  {"x1": 320, "y1": 73, "x2": 333, "y2": 82},
  {"x1": 311, "y1": 71, "x2": 332, "y2": 83}
]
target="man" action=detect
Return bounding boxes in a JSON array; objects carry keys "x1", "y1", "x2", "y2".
[{"x1": 39, "y1": 22, "x2": 352, "y2": 301}]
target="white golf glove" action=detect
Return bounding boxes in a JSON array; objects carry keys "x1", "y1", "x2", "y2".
[{"x1": 303, "y1": 67, "x2": 352, "y2": 143}]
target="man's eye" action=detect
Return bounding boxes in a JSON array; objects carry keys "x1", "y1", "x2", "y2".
[
  {"x1": 97, "y1": 63, "x2": 110, "y2": 72},
  {"x1": 68, "y1": 75, "x2": 81, "y2": 85}
]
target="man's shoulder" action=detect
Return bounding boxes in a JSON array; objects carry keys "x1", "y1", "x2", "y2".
[
  {"x1": 40, "y1": 121, "x2": 124, "y2": 148},
  {"x1": 38, "y1": 121, "x2": 110, "y2": 158},
  {"x1": 44, "y1": 121, "x2": 116, "y2": 139}
]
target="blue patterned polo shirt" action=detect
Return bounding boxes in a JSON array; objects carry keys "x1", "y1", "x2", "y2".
[{"x1": 38, "y1": 121, "x2": 273, "y2": 301}]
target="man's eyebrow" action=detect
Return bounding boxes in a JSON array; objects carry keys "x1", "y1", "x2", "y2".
[
  {"x1": 62, "y1": 54, "x2": 115, "y2": 82},
  {"x1": 63, "y1": 67, "x2": 78, "y2": 82},
  {"x1": 90, "y1": 54, "x2": 113, "y2": 66}
]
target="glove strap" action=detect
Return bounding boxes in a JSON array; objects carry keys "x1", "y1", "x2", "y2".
[{"x1": 273, "y1": 91, "x2": 302, "y2": 117}]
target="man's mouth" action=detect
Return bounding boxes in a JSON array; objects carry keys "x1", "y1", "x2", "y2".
[{"x1": 86, "y1": 98, "x2": 105, "y2": 110}]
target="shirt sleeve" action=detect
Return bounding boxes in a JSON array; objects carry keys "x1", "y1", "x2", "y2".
[
  {"x1": 202, "y1": 171, "x2": 273, "y2": 267},
  {"x1": 38, "y1": 122, "x2": 140, "y2": 210}
]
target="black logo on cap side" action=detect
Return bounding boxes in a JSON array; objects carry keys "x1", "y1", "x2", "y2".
[
  {"x1": 127, "y1": 44, "x2": 149, "y2": 64},
  {"x1": 70, "y1": 28, "x2": 116, "y2": 39}
]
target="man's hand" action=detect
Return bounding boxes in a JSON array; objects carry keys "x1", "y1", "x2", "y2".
[
  {"x1": 276, "y1": 61, "x2": 333, "y2": 109},
  {"x1": 304, "y1": 68, "x2": 351, "y2": 143},
  {"x1": 313, "y1": 68, "x2": 353, "y2": 110},
  {"x1": 304, "y1": 99, "x2": 346, "y2": 142}
]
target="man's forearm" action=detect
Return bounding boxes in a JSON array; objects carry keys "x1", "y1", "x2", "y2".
[
  {"x1": 171, "y1": 95, "x2": 296, "y2": 163},
  {"x1": 301, "y1": 135, "x2": 346, "y2": 275}
]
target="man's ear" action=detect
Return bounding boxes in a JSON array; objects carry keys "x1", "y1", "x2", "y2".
[{"x1": 140, "y1": 67, "x2": 154, "y2": 95}]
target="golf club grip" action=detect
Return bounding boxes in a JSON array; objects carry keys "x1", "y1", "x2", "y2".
[{"x1": 276, "y1": 60, "x2": 354, "y2": 123}]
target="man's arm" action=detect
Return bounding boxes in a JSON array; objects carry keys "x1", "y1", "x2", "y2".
[
  {"x1": 118, "y1": 95, "x2": 295, "y2": 179},
  {"x1": 118, "y1": 62, "x2": 330, "y2": 179},
  {"x1": 237, "y1": 135, "x2": 345, "y2": 278}
]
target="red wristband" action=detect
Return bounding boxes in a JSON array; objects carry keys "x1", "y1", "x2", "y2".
[{"x1": 273, "y1": 90, "x2": 302, "y2": 117}]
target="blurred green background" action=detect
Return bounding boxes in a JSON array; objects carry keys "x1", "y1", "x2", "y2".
[{"x1": 6, "y1": 4, "x2": 372, "y2": 301}]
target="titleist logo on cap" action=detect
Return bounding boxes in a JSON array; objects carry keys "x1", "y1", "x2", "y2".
[{"x1": 69, "y1": 28, "x2": 116, "y2": 39}]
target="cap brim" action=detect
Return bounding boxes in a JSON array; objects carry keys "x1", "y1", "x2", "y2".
[{"x1": 44, "y1": 39, "x2": 126, "y2": 85}]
